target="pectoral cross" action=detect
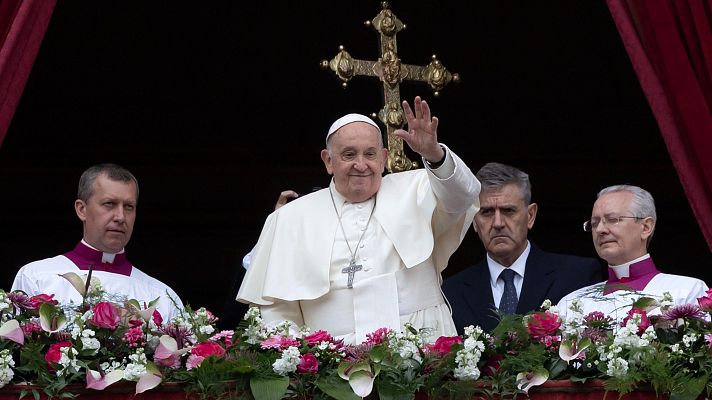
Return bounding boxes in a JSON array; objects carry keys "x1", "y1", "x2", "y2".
[
  {"x1": 341, "y1": 260, "x2": 363, "y2": 289},
  {"x1": 321, "y1": 1, "x2": 460, "y2": 173}
]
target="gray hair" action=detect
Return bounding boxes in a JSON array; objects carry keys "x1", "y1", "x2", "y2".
[
  {"x1": 475, "y1": 162, "x2": 532, "y2": 204},
  {"x1": 597, "y1": 184, "x2": 656, "y2": 220},
  {"x1": 77, "y1": 163, "x2": 139, "y2": 202}
]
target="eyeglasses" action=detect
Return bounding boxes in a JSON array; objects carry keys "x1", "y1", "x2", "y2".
[{"x1": 582, "y1": 215, "x2": 641, "y2": 232}]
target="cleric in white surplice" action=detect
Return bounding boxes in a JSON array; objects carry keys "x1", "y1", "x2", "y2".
[{"x1": 237, "y1": 97, "x2": 480, "y2": 344}]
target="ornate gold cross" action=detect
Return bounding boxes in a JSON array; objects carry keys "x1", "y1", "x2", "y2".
[{"x1": 321, "y1": 1, "x2": 460, "y2": 173}]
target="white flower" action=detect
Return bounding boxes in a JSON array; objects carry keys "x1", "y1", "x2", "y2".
[
  {"x1": 124, "y1": 349, "x2": 148, "y2": 381},
  {"x1": 81, "y1": 337, "x2": 101, "y2": 352},
  {"x1": 199, "y1": 325, "x2": 215, "y2": 335},
  {"x1": 57, "y1": 347, "x2": 80, "y2": 377},
  {"x1": 272, "y1": 346, "x2": 300, "y2": 376},
  {"x1": 607, "y1": 357, "x2": 629, "y2": 378},
  {"x1": 0, "y1": 350, "x2": 14, "y2": 388},
  {"x1": 453, "y1": 325, "x2": 484, "y2": 381}
]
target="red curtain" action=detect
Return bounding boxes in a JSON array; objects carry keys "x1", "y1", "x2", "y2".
[
  {"x1": 607, "y1": 0, "x2": 712, "y2": 251},
  {"x1": 0, "y1": 0, "x2": 56, "y2": 148}
]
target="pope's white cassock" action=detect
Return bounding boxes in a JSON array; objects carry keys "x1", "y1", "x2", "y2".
[
  {"x1": 12, "y1": 240, "x2": 184, "y2": 320},
  {"x1": 237, "y1": 145, "x2": 479, "y2": 344},
  {"x1": 557, "y1": 254, "x2": 708, "y2": 325}
]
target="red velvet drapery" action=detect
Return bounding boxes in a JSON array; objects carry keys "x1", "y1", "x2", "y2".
[
  {"x1": 607, "y1": 0, "x2": 712, "y2": 251},
  {"x1": 0, "y1": 0, "x2": 56, "y2": 148}
]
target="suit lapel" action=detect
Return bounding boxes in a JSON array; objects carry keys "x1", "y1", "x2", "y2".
[
  {"x1": 517, "y1": 245, "x2": 556, "y2": 313},
  {"x1": 462, "y1": 260, "x2": 500, "y2": 331}
]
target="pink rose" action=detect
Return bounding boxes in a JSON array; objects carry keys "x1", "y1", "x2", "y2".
[
  {"x1": 527, "y1": 312, "x2": 561, "y2": 339},
  {"x1": 430, "y1": 335, "x2": 463, "y2": 355},
  {"x1": 45, "y1": 341, "x2": 72, "y2": 371},
  {"x1": 621, "y1": 308, "x2": 651, "y2": 335},
  {"x1": 152, "y1": 309, "x2": 163, "y2": 326},
  {"x1": 697, "y1": 293, "x2": 712, "y2": 313},
  {"x1": 186, "y1": 341, "x2": 226, "y2": 370},
  {"x1": 29, "y1": 294, "x2": 58, "y2": 309},
  {"x1": 191, "y1": 341, "x2": 226, "y2": 358},
  {"x1": 304, "y1": 330, "x2": 332, "y2": 345},
  {"x1": 297, "y1": 353, "x2": 319, "y2": 374},
  {"x1": 90, "y1": 302, "x2": 120, "y2": 330}
]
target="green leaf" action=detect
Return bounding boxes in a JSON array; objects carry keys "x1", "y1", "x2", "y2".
[
  {"x1": 670, "y1": 375, "x2": 707, "y2": 400},
  {"x1": 316, "y1": 376, "x2": 361, "y2": 400},
  {"x1": 376, "y1": 379, "x2": 415, "y2": 400},
  {"x1": 249, "y1": 375, "x2": 289, "y2": 400}
]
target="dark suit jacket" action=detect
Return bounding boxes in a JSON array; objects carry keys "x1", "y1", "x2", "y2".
[{"x1": 442, "y1": 244, "x2": 602, "y2": 334}]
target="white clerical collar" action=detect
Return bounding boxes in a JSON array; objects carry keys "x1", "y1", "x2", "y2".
[
  {"x1": 609, "y1": 253, "x2": 650, "y2": 279},
  {"x1": 328, "y1": 179, "x2": 376, "y2": 208},
  {"x1": 81, "y1": 239, "x2": 125, "y2": 264},
  {"x1": 487, "y1": 240, "x2": 531, "y2": 286}
]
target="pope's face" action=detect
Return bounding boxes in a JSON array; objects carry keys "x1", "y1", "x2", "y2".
[
  {"x1": 474, "y1": 184, "x2": 537, "y2": 267},
  {"x1": 590, "y1": 191, "x2": 651, "y2": 265},
  {"x1": 321, "y1": 122, "x2": 388, "y2": 203},
  {"x1": 75, "y1": 174, "x2": 137, "y2": 253}
]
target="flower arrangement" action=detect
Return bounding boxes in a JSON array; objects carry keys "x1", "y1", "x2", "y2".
[{"x1": 1, "y1": 278, "x2": 712, "y2": 400}]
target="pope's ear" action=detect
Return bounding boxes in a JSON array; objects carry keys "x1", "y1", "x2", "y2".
[
  {"x1": 321, "y1": 149, "x2": 334, "y2": 175},
  {"x1": 75, "y1": 199, "x2": 87, "y2": 222}
]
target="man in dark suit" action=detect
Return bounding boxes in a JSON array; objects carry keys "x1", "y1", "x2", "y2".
[{"x1": 443, "y1": 162, "x2": 602, "y2": 333}]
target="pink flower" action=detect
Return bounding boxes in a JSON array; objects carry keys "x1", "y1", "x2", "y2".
[
  {"x1": 527, "y1": 312, "x2": 561, "y2": 339},
  {"x1": 90, "y1": 302, "x2": 120, "y2": 330},
  {"x1": 297, "y1": 353, "x2": 319, "y2": 374},
  {"x1": 304, "y1": 330, "x2": 332, "y2": 345},
  {"x1": 21, "y1": 321, "x2": 42, "y2": 337},
  {"x1": 429, "y1": 336, "x2": 463, "y2": 355},
  {"x1": 45, "y1": 341, "x2": 72, "y2": 371},
  {"x1": 261, "y1": 335, "x2": 300, "y2": 350},
  {"x1": 186, "y1": 341, "x2": 226, "y2": 370},
  {"x1": 123, "y1": 326, "x2": 146, "y2": 348},
  {"x1": 364, "y1": 327, "x2": 391, "y2": 346},
  {"x1": 152, "y1": 309, "x2": 163, "y2": 326},
  {"x1": 191, "y1": 341, "x2": 226, "y2": 358},
  {"x1": 697, "y1": 293, "x2": 712, "y2": 313},
  {"x1": 621, "y1": 307, "x2": 651, "y2": 335},
  {"x1": 29, "y1": 294, "x2": 58, "y2": 309},
  {"x1": 210, "y1": 330, "x2": 235, "y2": 347},
  {"x1": 705, "y1": 334, "x2": 712, "y2": 348}
]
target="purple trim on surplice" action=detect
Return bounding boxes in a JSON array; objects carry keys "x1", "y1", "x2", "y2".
[
  {"x1": 63, "y1": 242, "x2": 132, "y2": 276},
  {"x1": 603, "y1": 257, "x2": 660, "y2": 295}
]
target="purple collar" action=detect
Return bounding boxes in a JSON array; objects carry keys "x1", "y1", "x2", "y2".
[
  {"x1": 63, "y1": 242, "x2": 133, "y2": 276},
  {"x1": 603, "y1": 257, "x2": 660, "y2": 294}
]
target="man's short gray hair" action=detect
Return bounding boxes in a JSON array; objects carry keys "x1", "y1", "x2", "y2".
[
  {"x1": 475, "y1": 162, "x2": 532, "y2": 204},
  {"x1": 597, "y1": 184, "x2": 656, "y2": 220},
  {"x1": 77, "y1": 163, "x2": 139, "y2": 202}
]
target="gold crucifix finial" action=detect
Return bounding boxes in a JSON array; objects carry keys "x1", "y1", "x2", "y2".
[{"x1": 320, "y1": 1, "x2": 460, "y2": 173}]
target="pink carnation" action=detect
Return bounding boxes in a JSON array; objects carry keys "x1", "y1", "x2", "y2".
[
  {"x1": 297, "y1": 353, "x2": 319, "y2": 374},
  {"x1": 429, "y1": 335, "x2": 463, "y2": 355},
  {"x1": 364, "y1": 327, "x2": 391, "y2": 346},
  {"x1": 21, "y1": 321, "x2": 42, "y2": 337},
  {"x1": 304, "y1": 330, "x2": 332, "y2": 345},
  {"x1": 697, "y1": 290, "x2": 712, "y2": 313},
  {"x1": 90, "y1": 302, "x2": 120, "y2": 330},
  {"x1": 123, "y1": 326, "x2": 146, "y2": 348},
  {"x1": 210, "y1": 330, "x2": 235, "y2": 347},
  {"x1": 261, "y1": 335, "x2": 300, "y2": 350},
  {"x1": 527, "y1": 312, "x2": 561, "y2": 339}
]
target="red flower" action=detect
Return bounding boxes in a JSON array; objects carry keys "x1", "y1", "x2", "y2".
[
  {"x1": 29, "y1": 294, "x2": 58, "y2": 309},
  {"x1": 697, "y1": 290, "x2": 712, "y2": 313},
  {"x1": 482, "y1": 354, "x2": 503, "y2": 377},
  {"x1": 297, "y1": 353, "x2": 319, "y2": 374},
  {"x1": 152, "y1": 309, "x2": 163, "y2": 326},
  {"x1": 527, "y1": 312, "x2": 561, "y2": 339},
  {"x1": 90, "y1": 302, "x2": 120, "y2": 330},
  {"x1": 304, "y1": 330, "x2": 332, "y2": 345},
  {"x1": 191, "y1": 341, "x2": 226, "y2": 358},
  {"x1": 45, "y1": 341, "x2": 72, "y2": 370},
  {"x1": 430, "y1": 335, "x2": 463, "y2": 355},
  {"x1": 621, "y1": 307, "x2": 651, "y2": 335}
]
